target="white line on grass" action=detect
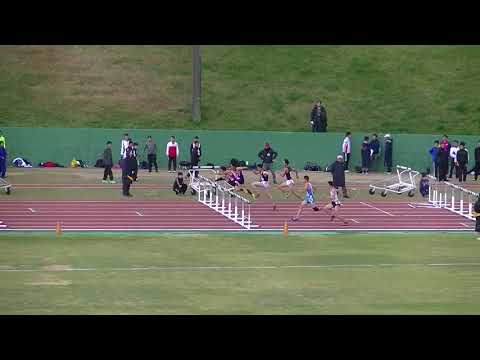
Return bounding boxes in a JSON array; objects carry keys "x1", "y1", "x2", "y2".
[
  {"x1": 2, "y1": 263, "x2": 480, "y2": 273},
  {"x1": 360, "y1": 202, "x2": 394, "y2": 216}
]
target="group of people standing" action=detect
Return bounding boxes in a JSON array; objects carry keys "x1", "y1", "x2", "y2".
[
  {"x1": 341, "y1": 132, "x2": 394, "y2": 174},
  {"x1": 101, "y1": 133, "x2": 202, "y2": 197},
  {"x1": 429, "y1": 135, "x2": 479, "y2": 182}
]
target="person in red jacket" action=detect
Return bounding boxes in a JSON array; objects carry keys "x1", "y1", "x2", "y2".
[{"x1": 165, "y1": 136, "x2": 179, "y2": 173}]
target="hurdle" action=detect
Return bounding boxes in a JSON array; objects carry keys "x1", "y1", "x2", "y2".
[
  {"x1": 194, "y1": 174, "x2": 257, "y2": 230},
  {"x1": 428, "y1": 175, "x2": 478, "y2": 221}
]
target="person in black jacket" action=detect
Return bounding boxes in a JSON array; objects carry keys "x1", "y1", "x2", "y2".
[
  {"x1": 258, "y1": 142, "x2": 278, "y2": 184},
  {"x1": 310, "y1": 101, "x2": 321, "y2": 132},
  {"x1": 456, "y1": 142, "x2": 469, "y2": 182},
  {"x1": 369, "y1": 133, "x2": 381, "y2": 171},
  {"x1": 468, "y1": 141, "x2": 480, "y2": 181},
  {"x1": 102, "y1": 141, "x2": 115, "y2": 184},
  {"x1": 122, "y1": 141, "x2": 135, "y2": 197},
  {"x1": 437, "y1": 143, "x2": 450, "y2": 181},
  {"x1": 190, "y1": 140, "x2": 201, "y2": 178},
  {"x1": 361, "y1": 136, "x2": 371, "y2": 174},
  {"x1": 318, "y1": 101, "x2": 327, "y2": 132},
  {"x1": 173, "y1": 172, "x2": 188, "y2": 195},
  {"x1": 383, "y1": 134, "x2": 393, "y2": 173},
  {"x1": 327, "y1": 155, "x2": 349, "y2": 198}
]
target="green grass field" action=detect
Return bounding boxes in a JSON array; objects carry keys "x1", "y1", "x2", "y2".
[
  {"x1": 2, "y1": 45, "x2": 480, "y2": 133},
  {"x1": 1, "y1": 232, "x2": 480, "y2": 314}
]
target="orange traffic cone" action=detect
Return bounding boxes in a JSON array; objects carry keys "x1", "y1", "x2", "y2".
[
  {"x1": 283, "y1": 221, "x2": 288, "y2": 236},
  {"x1": 56, "y1": 222, "x2": 62, "y2": 236}
]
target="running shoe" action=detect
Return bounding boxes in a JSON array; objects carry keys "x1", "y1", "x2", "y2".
[
  {"x1": 102, "y1": 180, "x2": 108, "y2": 184},
  {"x1": 109, "y1": 180, "x2": 116, "y2": 184}
]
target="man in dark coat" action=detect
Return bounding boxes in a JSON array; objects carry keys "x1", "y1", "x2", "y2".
[
  {"x1": 456, "y1": 142, "x2": 469, "y2": 183},
  {"x1": 310, "y1": 101, "x2": 321, "y2": 132},
  {"x1": 190, "y1": 139, "x2": 202, "y2": 178},
  {"x1": 258, "y1": 142, "x2": 278, "y2": 184},
  {"x1": 318, "y1": 101, "x2": 327, "y2": 132},
  {"x1": 437, "y1": 143, "x2": 450, "y2": 181},
  {"x1": 468, "y1": 141, "x2": 480, "y2": 180},
  {"x1": 122, "y1": 141, "x2": 135, "y2": 197},
  {"x1": 384, "y1": 134, "x2": 393, "y2": 174},
  {"x1": 327, "y1": 155, "x2": 349, "y2": 198},
  {"x1": 369, "y1": 133, "x2": 381, "y2": 171}
]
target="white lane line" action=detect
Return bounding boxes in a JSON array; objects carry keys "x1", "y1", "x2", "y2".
[
  {"x1": 28, "y1": 208, "x2": 36, "y2": 213},
  {"x1": 135, "y1": 211, "x2": 144, "y2": 217},
  {"x1": 350, "y1": 219, "x2": 360, "y2": 224},
  {"x1": 2, "y1": 262, "x2": 480, "y2": 272},
  {"x1": 408, "y1": 204, "x2": 416, "y2": 208},
  {"x1": 360, "y1": 202, "x2": 394, "y2": 216},
  {"x1": 460, "y1": 223, "x2": 472, "y2": 228}
]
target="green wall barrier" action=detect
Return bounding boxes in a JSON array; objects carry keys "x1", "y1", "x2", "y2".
[{"x1": 1, "y1": 127, "x2": 478, "y2": 173}]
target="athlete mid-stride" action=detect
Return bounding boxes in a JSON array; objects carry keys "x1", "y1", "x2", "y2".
[
  {"x1": 323, "y1": 181, "x2": 349, "y2": 225},
  {"x1": 277, "y1": 159, "x2": 301, "y2": 200},
  {"x1": 252, "y1": 164, "x2": 276, "y2": 211},
  {"x1": 291, "y1": 175, "x2": 320, "y2": 221}
]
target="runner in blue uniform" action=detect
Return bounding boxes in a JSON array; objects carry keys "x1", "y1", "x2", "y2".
[{"x1": 291, "y1": 175, "x2": 320, "y2": 221}]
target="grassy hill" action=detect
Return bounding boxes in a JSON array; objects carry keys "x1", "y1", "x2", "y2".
[{"x1": 1, "y1": 45, "x2": 480, "y2": 134}]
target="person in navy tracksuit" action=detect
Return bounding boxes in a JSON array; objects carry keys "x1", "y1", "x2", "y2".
[
  {"x1": 0, "y1": 141, "x2": 6, "y2": 178},
  {"x1": 361, "y1": 136, "x2": 371, "y2": 174}
]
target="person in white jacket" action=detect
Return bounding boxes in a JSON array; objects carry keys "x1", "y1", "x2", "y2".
[
  {"x1": 166, "y1": 136, "x2": 180, "y2": 173},
  {"x1": 448, "y1": 140, "x2": 459, "y2": 179},
  {"x1": 342, "y1": 132, "x2": 352, "y2": 172}
]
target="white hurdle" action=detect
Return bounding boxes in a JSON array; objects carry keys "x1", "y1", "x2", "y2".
[
  {"x1": 428, "y1": 175, "x2": 478, "y2": 221},
  {"x1": 195, "y1": 174, "x2": 257, "y2": 229}
]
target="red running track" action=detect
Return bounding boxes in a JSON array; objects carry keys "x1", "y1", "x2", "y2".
[{"x1": 0, "y1": 200, "x2": 474, "y2": 232}]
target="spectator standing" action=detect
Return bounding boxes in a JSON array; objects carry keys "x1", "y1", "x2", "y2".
[
  {"x1": 310, "y1": 101, "x2": 321, "y2": 132},
  {"x1": 327, "y1": 155, "x2": 349, "y2": 198},
  {"x1": 456, "y1": 142, "x2": 469, "y2": 183},
  {"x1": 165, "y1": 136, "x2": 179, "y2": 173},
  {"x1": 144, "y1": 136, "x2": 158, "y2": 173},
  {"x1": 437, "y1": 143, "x2": 449, "y2": 181},
  {"x1": 120, "y1": 133, "x2": 129, "y2": 160},
  {"x1": 369, "y1": 133, "x2": 381, "y2": 171},
  {"x1": 360, "y1": 136, "x2": 371, "y2": 174},
  {"x1": 318, "y1": 101, "x2": 327, "y2": 132},
  {"x1": 468, "y1": 141, "x2": 480, "y2": 181},
  {"x1": 342, "y1": 132, "x2": 352, "y2": 172},
  {"x1": 0, "y1": 141, "x2": 7, "y2": 178},
  {"x1": 190, "y1": 136, "x2": 201, "y2": 161},
  {"x1": 429, "y1": 140, "x2": 440, "y2": 178},
  {"x1": 0, "y1": 130, "x2": 6, "y2": 148},
  {"x1": 448, "y1": 140, "x2": 459, "y2": 179},
  {"x1": 122, "y1": 141, "x2": 134, "y2": 197},
  {"x1": 102, "y1": 141, "x2": 115, "y2": 184},
  {"x1": 131, "y1": 142, "x2": 139, "y2": 181},
  {"x1": 441, "y1": 135, "x2": 450, "y2": 154},
  {"x1": 258, "y1": 142, "x2": 278, "y2": 184},
  {"x1": 190, "y1": 139, "x2": 202, "y2": 177},
  {"x1": 384, "y1": 134, "x2": 393, "y2": 174}
]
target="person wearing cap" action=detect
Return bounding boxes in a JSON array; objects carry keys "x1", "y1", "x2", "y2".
[
  {"x1": 383, "y1": 134, "x2": 393, "y2": 174},
  {"x1": 327, "y1": 155, "x2": 349, "y2": 198},
  {"x1": 258, "y1": 142, "x2": 278, "y2": 184}
]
